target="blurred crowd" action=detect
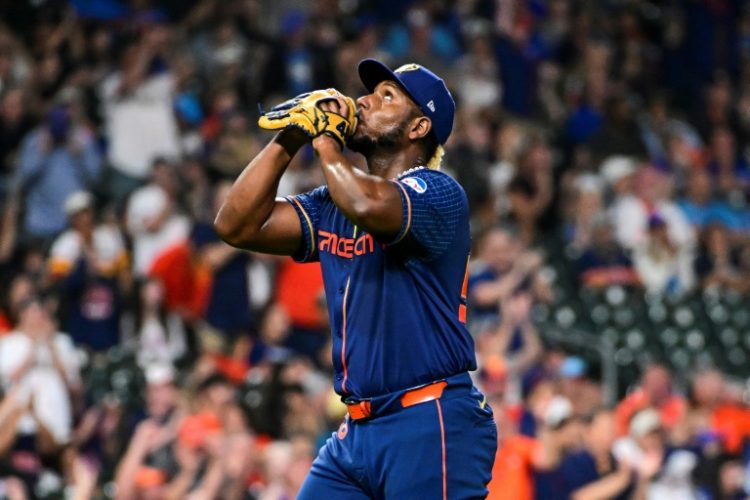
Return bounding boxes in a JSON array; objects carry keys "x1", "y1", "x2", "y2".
[{"x1": 0, "y1": 0, "x2": 749, "y2": 498}]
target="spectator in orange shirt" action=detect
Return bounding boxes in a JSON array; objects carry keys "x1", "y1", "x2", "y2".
[
  {"x1": 274, "y1": 258, "x2": 327, "y2": 363},
  {"x1": 690, "y1": 369, "x2": 750, "y2": 455},
  {"x1": 615, "y1": 364, "x2": 686, "y2": 436},
  {"x1": 488, "y1": 392, "x2": 582, "y2": 500}
]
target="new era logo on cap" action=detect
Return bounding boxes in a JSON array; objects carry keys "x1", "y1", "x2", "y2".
[
  {"x1": 358, "y1": 58, "x2": 455, "y2": 144},
  {"x1": 396, "y1": 64, "x2": 421, "y2": 73}
]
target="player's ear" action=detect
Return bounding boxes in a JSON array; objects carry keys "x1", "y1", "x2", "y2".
[{"x1": 408, "y1": 116, "x2": 432, "y2": 141}]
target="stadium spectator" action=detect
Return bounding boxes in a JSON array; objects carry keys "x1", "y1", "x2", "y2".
[
  {"x1": 113, "y1": 363, "x2": 182, "y2": 500},
  {"x1": 633, "y1": 213, "x2": 696, "y2": 296},
  {"x1": 694, "y1": 223, "x2": 750, "y2": 294},
  {"x1": 558, "y1": 408, "x2": 661, "y2": 500},
  {"x1": 613, "y1": 408, "x2": 699, "y2": 500},
  {"x1": 100, "y1": 27, "x2": 180, "y2": 200},
  {"x1": 0, "y1": 295, "x2": 81, "y2": 497},
  {"x1": 468, "y1": 226, "x2": 551, "y2": 335},
  {"x1": 615, "y1": 364, "x2": 687, "y2": 437},
  {"x1": 12, "y1": 105, "x2": 101, "y2": 243},
  {"x1": 48, "y1": 191, "x2": 128, "y2": 351},
  {"x1": 125, "y1": 158, "x2": 189, "y2": 278},
  {"x1": 576, "y1": 214, "x2": 639, "y2": 289},
  {"x1": 678, "y1": 167, "x2": 743, "y2": 231},
  {"x1": 131, "y1": 278, "x2": 187, "y2": 369}
]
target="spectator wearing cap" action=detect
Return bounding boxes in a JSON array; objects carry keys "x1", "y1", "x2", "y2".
[
  {"x1": 47, "y1": 191, "x2": 128, "y2": 351},
  {"x1": 558, "y1": 356, "x2": 604, "y2": 417},
  {"x1": 532, "y1": 396, "x2": 585, "y2": 500},
  {"x1": 613, "y1": 408, "x2": 700, "y2": 500},
  {"x1": 558, "y1": 408, "x2": 656, "y2": 500},
  {"x1": 125, "y1": 158, "x2": 190, "y2": 278},
  {"x1": 114, "y1": 363, "x2": 182, "y2": 500},
  {"x1": 12, "y1": 105, "x2": 102, "y2": 243},
  {"x1": 576, "y1": 214, "x2": 639, "y2": 289},
  {"x1": 633, "y1": 213, "x2": 696, "y2": 296},
  {"x1": 487, "y1": 394, "x2": 582, "y2": 500}
]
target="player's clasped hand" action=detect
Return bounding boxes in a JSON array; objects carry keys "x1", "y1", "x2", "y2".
[{"x1": 258, "y1": 88, "x2": 358, "y2": 150}]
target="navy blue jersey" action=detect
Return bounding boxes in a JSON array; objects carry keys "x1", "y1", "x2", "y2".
[{"x1": 286, "y1": 167, "x2": 477, "y2": 398}]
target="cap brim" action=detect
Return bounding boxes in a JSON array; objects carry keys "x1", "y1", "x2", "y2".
[{"x1": 358, "y1": 59, "x2": 420, "y2": 106}]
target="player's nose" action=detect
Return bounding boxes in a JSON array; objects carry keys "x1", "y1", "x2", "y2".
[{"x1": 356, "y1": 95, "x2": 369, "y2": 110}]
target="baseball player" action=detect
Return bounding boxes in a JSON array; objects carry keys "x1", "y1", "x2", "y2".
[{"x1": 215, "y1": 58, "x2": 497, "y2": 499}]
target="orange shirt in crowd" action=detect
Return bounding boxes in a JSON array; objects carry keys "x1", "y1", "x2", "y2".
[
  {"x1": 615, "y1": 390, "x2": 686, "y2": 435},
  {"x1": 0, "y1": 313, "x2": 12, "y2": 335},
  {"x1": 275, "y1": 259, "x2": 325, "y2": 329},
  {"x1": 711, "y1": 405, "x2": 750, "y2": 454},
  {"x1": 149, "y1": 242, "x2": 212, "y2": 319},
  {"x1": 487, "y1": 435, "x2": 541, "y2": 500}
]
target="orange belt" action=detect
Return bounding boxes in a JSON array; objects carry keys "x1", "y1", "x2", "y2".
[{"x1": 345, "y1": 380, "x2": 448, "y2": 421}]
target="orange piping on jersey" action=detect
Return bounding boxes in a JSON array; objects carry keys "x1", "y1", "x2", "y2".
[
  {"x1": 392, "y1": 182, "x2": 412, "y2": 244},
  {"x1": 436, "y1": 399, "x2": 447, "y2": 500},
  {"x1": 461, "y1": 257, "x2": 469, "y2": 299},
  {"x1": 289, "y1": 197, "x2": 316, "y2": 258},
  {"x1": 340, "y1": 276, "x2": 351, "y2": 393},
  {"x1": 459, "y1": 257, "x2": 470, "y2": 323}
]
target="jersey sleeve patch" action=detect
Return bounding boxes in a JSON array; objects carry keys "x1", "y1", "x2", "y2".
[{"x1": 388, "y1": 171, "x2": 468, "y2": 260}]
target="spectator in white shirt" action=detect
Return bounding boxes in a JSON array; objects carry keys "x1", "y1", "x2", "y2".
[
  {"x1": 0, "y1": 296, "x2": 80, "y2": 448},
  {"x1": 125, "y1": 159, "x2": 189, "y2": 277},
  {"x1": 100, "y1": 27, "x2": 180, "y2": 201}
]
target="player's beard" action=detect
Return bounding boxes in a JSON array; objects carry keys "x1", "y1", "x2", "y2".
[{"x1": 348, "y1": 117, "x2": 410, "y2": 157}]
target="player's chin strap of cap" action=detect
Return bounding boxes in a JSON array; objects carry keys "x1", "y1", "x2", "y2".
[{"x1": 345, "y1": 380, "x2": 448, "y2": 421}]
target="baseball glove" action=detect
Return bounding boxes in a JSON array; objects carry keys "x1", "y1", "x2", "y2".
[{"x1": 258, "y1": 89, "x2": 358, "y2": 148}]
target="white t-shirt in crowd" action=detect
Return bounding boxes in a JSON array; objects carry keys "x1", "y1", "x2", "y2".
[
  {"x1": 126, "y1": 184, "x2": 189, "y2": 277},
  {"x1": 101, "y1": 72, "x2": 181, "y2": 179},
  {"x1": 610, "y1": 196, "x2": 696, "y2": 250},
  {"x1": 49, "y1": 225, "x2": 127, "y2": 276},
  {"x1": 0, "y1": 332, "x2": 80, "y2": 444}
]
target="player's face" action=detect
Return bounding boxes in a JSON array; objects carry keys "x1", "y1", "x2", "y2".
[{"x1": 349, "y1": 81, "x2": 420, "y2": 155}]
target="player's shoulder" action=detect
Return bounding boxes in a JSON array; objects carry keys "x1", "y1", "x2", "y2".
[
  {"x1": 287, "y1": 184, "x2": 331, "y2": 203},
  {"x1": 397, "y1": 167, "x2": 467, "y2": 203}
]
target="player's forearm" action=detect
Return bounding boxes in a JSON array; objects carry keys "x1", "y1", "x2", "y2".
[
  {"x1": 215, "y1": 131, "x2": 306, "y2": 246},
  {"x1": 313, "y1": 136, "x2": 401, "y2": 236}
]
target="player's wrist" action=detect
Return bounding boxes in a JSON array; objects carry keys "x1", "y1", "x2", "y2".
[
  {"x1": 275, "y1": 128, "x2": 310, "y2": 153},
  {"x1": 312, "y1": 134, "x2": 342, "y2": 152}
]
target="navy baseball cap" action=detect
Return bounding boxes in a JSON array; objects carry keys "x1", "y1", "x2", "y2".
[{"x1": 358, "y1": 58, "x2": 455, "y2": 144}]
